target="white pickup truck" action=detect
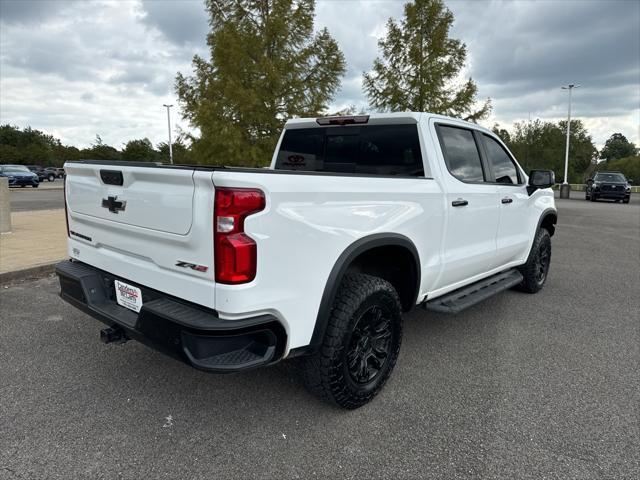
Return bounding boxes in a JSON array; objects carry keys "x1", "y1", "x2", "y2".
[{"x1": 56, "y1": 113, "x2": 557, "y2": 409}]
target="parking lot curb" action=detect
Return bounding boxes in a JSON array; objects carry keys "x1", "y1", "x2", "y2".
[{"x1": 0, "y1": 261, "x2": 60, "y2": 286}]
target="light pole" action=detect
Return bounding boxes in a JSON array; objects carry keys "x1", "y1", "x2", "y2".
[
  {"x1": 560, "y1": 84, "x2": 580, "y2": 198},
  {"x1": 163, "y1": 104, "x2": 174, "y2": 164}
]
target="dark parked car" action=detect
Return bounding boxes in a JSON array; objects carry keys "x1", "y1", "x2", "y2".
[
  {"x1": 44, "y1": 167, "x2": 64, "y2": 179},
  {"x1": 586, "y1": 171, "x2": 632, "y2": 203},
  {"x1": 26, "y1": 165, "x2": 57, "y2": 182},
  {"x1": 0, "y1": 164, "x2": 39, "y2": 187}
]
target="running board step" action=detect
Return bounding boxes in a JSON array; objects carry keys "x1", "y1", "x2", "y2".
[{"x1": 425, "y1": 269, "x2": 523, "y2": 314}]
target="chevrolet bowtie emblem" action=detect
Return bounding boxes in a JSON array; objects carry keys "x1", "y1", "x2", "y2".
[{"x1": 102, "y1": 195, "x2": 126, "y2": 213}]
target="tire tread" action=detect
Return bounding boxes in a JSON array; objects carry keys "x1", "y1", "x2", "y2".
[{"x1": 299, "y1": 273, "x2": 402, "y2": 409}]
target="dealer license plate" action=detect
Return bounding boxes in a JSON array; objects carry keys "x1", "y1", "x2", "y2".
[{"x1": 114, "y1": 280, "x2": 143, "y2": 313}]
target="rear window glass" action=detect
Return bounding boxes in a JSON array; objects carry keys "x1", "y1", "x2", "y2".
[{"x1": 275, "y1": 125, "x2": 424, "y2": 176}]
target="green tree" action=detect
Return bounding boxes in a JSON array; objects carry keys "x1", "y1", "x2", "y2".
[
  {"x1": 501, "y1": 119, "x2": 597, "y2": 183},
  {"x1": 176, "y1": 0, "x2": 346, "y2": 166},
  {"x1": 362, "y1": 0, "x2": 490, "y2": 121},
  {"x1": 157, "y1": 136, "x2": 193, "y2": 164},
  {"x1": 600, "y1": 133, "x2": 637, "y2": 161},
  {"x1": 491, "y1": 123, "x2": 511, "y2": 144},
  {"x1": 594, "y1": 156, "x2": 639, "y2": 184},
  {"x1": 0, "y1": 124, "x2": 70, "y2": 165},
  {"x1": 81, "y1": 135, "x2": 121, "y2": 161},
  {"x1": 122, "y1": 138, "x2": 158, "y2": 162}
]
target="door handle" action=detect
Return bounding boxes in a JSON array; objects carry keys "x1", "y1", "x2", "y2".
[
  {"x1": 501, "y1": 197, "x2": 513, "y2": 204},
  {"x1": 451, "y1": 199, "x2": 468, "y2": 207}
]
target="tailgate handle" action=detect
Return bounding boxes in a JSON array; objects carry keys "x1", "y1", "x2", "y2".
[{"x1": 100, "y1": 170, "x2": 123, "y2": 186}]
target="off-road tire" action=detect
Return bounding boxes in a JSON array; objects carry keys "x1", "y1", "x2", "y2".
[
  {"x1": 299, "y1": 273, "x2": 403, "y2": 409},
  {"x1": 516, "y1": 228, "x2": 551, "y2": 293}
]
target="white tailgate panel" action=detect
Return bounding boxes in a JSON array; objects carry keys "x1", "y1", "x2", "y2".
[
  {"x1": 65, "y1": 166, "x2": 216, "y2": 309},
  {"x1": 66, "y1": 163, "x2": 194, "y2": 235}
]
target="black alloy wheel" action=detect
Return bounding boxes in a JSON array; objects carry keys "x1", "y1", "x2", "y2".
[
  {"x1": 346, "y1": 305, "x2": 393, "y2": 385},
  {"x1": 534, "y1": 239, "x2": 551, "y2": 285},
  {"x1": 516, "y1": 227, "x2": 552, "y2": 294},
  {"x1": 298, "y1": 273, "x2": 403, "y2": 409}
]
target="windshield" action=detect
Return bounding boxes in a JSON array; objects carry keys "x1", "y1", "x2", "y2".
[
  {"x1": 595, "y1": 172, "x2": 626, "y2": 183},
  {"x1": 1, "y1": 165, "x2": 30, "y2": 173}
]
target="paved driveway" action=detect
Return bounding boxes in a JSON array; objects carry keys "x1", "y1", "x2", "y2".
[
  {"x1": 1, "y1": 199, "x2": 638, "y2": 479},
  {"x1": 9, "y1": 187, "x2": 64, "y2": 212}
]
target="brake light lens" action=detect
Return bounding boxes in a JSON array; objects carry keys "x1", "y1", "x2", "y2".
[
  {"x1": 214, "y1": 187, "x2": 265, "y2": 284},
  {"x1": 316, "y1": 115, "x2": 369, "y2": 126}
]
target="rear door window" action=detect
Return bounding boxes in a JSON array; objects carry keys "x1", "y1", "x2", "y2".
[
  {"x1": 436, "y1": 125, "x2": 485, "y2": 183},
  {"x1": 275, "y1": 125, "x2": 424, "y2": 176}
]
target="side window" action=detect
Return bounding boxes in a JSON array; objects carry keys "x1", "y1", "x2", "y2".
[
  {"x1": 482, "y1": 134, "x2": 521, "y2": 185},
  {"x1": 437, "y1": 125, "x2": 485, "y2": 183}
]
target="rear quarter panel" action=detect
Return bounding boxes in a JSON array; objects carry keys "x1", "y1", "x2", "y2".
[{"x1": 212, "y1": 170, "x2": 445, "y2": 352}]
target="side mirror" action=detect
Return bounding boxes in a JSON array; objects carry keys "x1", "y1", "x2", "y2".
[
  {"x1": 586, "y1": 178, "x2": 594, "y2": 184},
  {"x1": 527, "y1": 169, "x2": 555, "y2": 195},
  {"x1": 629, "y1": 179, "x2": 634, "y2": 185}
]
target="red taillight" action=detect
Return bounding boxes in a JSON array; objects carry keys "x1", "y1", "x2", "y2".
[
  {"x1": 214, "y1": 187, "x2": 265, "y2": 284},
  {"x1": 63, "y1": 174, "x2": 70, "y2": 238}
]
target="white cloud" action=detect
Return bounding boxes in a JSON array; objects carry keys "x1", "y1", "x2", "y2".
[{"x1": 0, "y1": 0, "x2": 638, "y2": 151}]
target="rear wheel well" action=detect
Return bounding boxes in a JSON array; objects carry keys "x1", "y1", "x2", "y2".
[{"x1": 345, "y1": 245, "x2": 418, "y2": 311}]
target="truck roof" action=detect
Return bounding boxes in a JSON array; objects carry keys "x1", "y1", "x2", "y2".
[{"x1": 285, "y1": 112, "x2": 493, "y2": 135}]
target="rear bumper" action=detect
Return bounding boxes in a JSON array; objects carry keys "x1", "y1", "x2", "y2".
[{"x1": 55, "y1": 260, "x2": 286, "y2": 372}]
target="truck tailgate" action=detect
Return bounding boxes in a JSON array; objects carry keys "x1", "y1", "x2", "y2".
[
  {"x1": 64, "y1": 162, "x2": 217, "y2": 309},
  {"x1": 66, "y1": 163, "x2": 195, "y2": 234}
]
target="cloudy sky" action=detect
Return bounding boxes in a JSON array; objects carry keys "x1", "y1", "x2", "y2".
[{"x1": 0, "y1": 0, "x2": 638, "y2": 151}]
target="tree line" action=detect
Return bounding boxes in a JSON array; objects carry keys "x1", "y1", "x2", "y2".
[
  {"x1": 0, "y1": 126, "x2": 191, "y2": 166},
  {"x1": 1, "y1": 0, "x2": 638, "y2": 183}
]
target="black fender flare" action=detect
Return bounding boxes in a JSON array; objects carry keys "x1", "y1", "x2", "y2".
[
  {"x1": 537, "y1": 208, "x2": 558, "y2": 236},
  {"x1": 300, "y1": 233, "x2": 420, "y2": 354}
]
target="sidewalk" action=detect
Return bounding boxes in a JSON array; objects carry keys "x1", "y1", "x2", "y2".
[{"x1": 0, "y1": 209, "x2": 67, "y2": 275}]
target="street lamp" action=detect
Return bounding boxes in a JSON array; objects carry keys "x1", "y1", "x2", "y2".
[
  {"x1": 163, "y1": 104, "x2": 174, "y2": 164},
  {"x1": 560, "y1": 84, "x2": 580, "y2": 199}
]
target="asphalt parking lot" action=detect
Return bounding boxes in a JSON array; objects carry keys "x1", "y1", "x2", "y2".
[
  {"x1": 9, "y1": 185, "x2": 64, "y2": 212},
  {"x1": 1, "y1": 198, "x2": 638, "y2": 479}
]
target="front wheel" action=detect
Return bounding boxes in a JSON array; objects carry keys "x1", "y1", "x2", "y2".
[
  {"x1": 299, "y1": 273, "x2": 403, "y2": 409},
  {"x1": 623, "y1": 198, "x2": 630, "y2": 204},
  {"x1": 47, "y1": 174, "x2": 55, "y2": 182},
  {"x1": 590, "y1": 193, "x2": 597, "y2": 202},
  {"x1": 516, "y1": 228, "x2": 551, "y2": 293}
]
